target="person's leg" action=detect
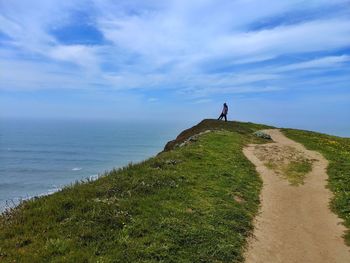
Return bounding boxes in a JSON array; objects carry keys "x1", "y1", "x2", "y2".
[{"x1": 224, "y1": 114, "x2": 227, "y2": 122}]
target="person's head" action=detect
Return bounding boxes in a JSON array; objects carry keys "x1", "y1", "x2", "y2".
[{"x1": 224, "y1": 103, "x2": 227, "y2": 106}]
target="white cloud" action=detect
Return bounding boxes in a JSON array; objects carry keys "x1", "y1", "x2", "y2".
[
  {"x1": 206, "y1": 19, "x2": 350, "y2": 64},
  {"x1": 49, "y1": 45, "x2": 100, "y2": 69},
  {"x1": 183, "y1": 85, "x2": 283, "y2": 98},
  {"x1": 0, "y1": 0, "x2": 350, "y2": 98},
  {"x1": 0, "y1": 59, "x2": 104, "y2": 91},
  {"x1": 274, "y1": 55, "x2": 350, "y2": 72},
  {"x1": 96, "y1": 1, "x2": 350, "y2": 66}
]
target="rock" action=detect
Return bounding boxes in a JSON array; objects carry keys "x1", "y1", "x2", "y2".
[
  {"x1": 163, "y1": 129, "x2": 213, "y2": 151},
  {"x1": 254, "y1": 131, "x2": 272, "y2": 140},
  {"x1": 188, "y1": 136, "x2": 198, "y2": 142},
  {"x1": 165, "y1": 159, "x2": 179, "y2": 165}
]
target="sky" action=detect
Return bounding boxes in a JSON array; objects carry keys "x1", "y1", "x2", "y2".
[{"x1": 0, "y1": 0, "x2": 349, "y2": 135}]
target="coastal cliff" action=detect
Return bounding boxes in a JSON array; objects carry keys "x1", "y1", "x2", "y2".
[{"x1": 1, "y1": 120, "x2": 349, "y2": 262}]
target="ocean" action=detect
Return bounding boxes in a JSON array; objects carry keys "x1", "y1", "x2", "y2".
[{"x1": 0, "y1": 119, "x2": 190, "y2": 211}]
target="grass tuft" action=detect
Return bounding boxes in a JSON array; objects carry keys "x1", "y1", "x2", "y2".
[{"x1": 284, "y1": 159, "x2": 313, "y2": 186}]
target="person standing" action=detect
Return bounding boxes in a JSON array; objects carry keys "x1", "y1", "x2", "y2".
[{"x1": 218, "y1": 103, "x2": 228, "y2": 122}]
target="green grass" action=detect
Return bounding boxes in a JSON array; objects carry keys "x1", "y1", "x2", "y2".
[
  {"x1": 265, "y1": 159, "x2": 312, "y2": 186},
  {"x1": 282, "y1": 129, "x2": 350, "y2": 245},
  {"x1": 0, "y1": 120, "x2": 271, "y2": 262},
  {"x1": 284, "y1": 159, "x2": 312, "y2": 186}
]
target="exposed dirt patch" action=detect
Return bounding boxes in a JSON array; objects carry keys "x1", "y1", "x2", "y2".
[
  {"x1": 243, "y1": 129, "x2": 350, "y2": 263},
  {"x1": 253, "y1": 143, "x2": 313, "y2": 185}
]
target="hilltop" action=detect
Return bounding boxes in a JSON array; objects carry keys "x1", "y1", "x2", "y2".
[{"x1": 0, "y1": 119, "x2": 349, "y2": 262}]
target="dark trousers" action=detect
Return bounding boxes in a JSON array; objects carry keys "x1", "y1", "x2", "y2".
[{"x1": 218, "y1": 113, "x2": 227, "y2": 122}]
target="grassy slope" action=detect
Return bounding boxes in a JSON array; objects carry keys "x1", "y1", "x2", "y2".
[
  {"x1": 282, "y1": 129, "x2": 350, "y2": 245},
  {"x1": 0, "y1": 120, "x2": 271, "y2": 263}
]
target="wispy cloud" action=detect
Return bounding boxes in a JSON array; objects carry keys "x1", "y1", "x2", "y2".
[
  {"x1": 1, "y1": 0, "x2": 349, "y2": 101},
  {"x1": 274, "y1": 55, "x2": 350, "y2": 72}
]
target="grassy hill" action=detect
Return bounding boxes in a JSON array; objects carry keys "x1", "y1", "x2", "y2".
[
  {"x1": 1, "y1": 120, "x2": 349, "y2": 262},
  {"x1": 0, "y1": 120, "x2": 272, "y2": 262}
]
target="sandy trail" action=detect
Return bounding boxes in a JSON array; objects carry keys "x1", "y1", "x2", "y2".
[{"x1": 243, "y1": 129, "x2": 350, "y2": 263}]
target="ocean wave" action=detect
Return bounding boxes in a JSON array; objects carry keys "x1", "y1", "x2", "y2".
[
  {"x1": 0, "y1": 174, "x2": 102, "y2": 213},
  {"x1": 37, "y1": 186, "x2": 61, "y2": 197},
  {"x1": 89, "y1": 174, "x2": 99, "y2": 180},
  {"x1": 0, "y1": 186, "x2": 62, "y2": 213},
  {"x1": 72, "y1": 167, "x2": 82, "y2": 171}
]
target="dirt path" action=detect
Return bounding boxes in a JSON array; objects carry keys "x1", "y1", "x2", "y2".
[{"x1": 243, "y1": 129, "x2": 350, "y2": 263}]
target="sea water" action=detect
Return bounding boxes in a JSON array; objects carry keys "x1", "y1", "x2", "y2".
[{"x1": 0, "y1": 119, "x2": 190, "y2": 211}]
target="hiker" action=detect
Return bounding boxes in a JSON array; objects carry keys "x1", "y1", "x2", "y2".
[{"x1": 218, "y1": 103, "x2": 228, "y2": 122}]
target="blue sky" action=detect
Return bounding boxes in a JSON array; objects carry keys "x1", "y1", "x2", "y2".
[{"x1": 0, "y1": 0, "x2": 349, "y2": 134}]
